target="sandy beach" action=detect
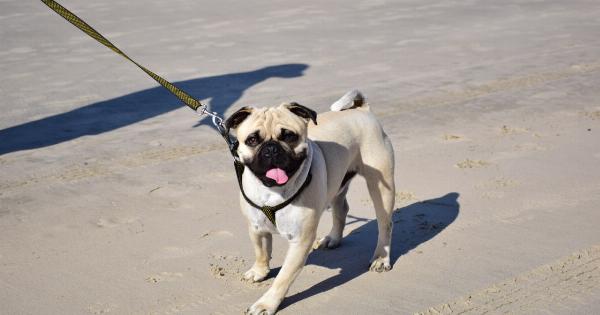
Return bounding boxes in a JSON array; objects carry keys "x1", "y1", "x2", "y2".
[{"x1": 1, "y1": 0, "x2": 600, "y2": 314}]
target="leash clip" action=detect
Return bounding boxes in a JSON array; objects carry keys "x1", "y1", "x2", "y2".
[
  {"x1": 195, "y1": 106, "x2": 240, "y2": 162},
  {"x1": 195, "y1": 105, "x2": 226, "y2": 133}
]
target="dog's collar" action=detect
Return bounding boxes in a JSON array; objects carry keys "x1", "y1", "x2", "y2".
[{"x1": 234, "y1": 161, "x2": 311, "y2": 226}]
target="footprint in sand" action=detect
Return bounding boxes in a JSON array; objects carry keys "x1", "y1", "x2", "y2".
[
  {"x1": 145, "y1": 271, "x2": 183, "y2": 284},
  {"x1": 95, "y1": 217, "x2": 140, "y2": 228},
  {"x1": 477, "y1": 178, "x2": 519, "y2": 199},
  {"x1": 442, "y1": 134, "x2": 465, "y2": 141},
  {"x1": 395, "y1": 191, "x2": 418, "y2": 206},
  {"x1": 513, "y1": 143, "x2": 546, "y2": 152},
  {"x1": 500, "y1": 125, "x2": 530, "y2": 136},
  {"x1": 477, "y1": 178, "x2": 519, "y2": 189},
  {"x1": 481, "y1": 191, "x2": 506, "y2": 199},
  {"x1": 581, "y1": 110, "x2": 600, "y2": 120},
  {"x1": 94, "y1": 217, "x2": 144, "y2": 234},
  {"x1": 94, "y1": 218, "x2": 120, "y2": 228},
  {"x1": 455, "y1": 159, "x2": 490, "y2": 169},
  {"x1": 200, "y1": 230, "x2": 234, "y2": 239},
  {"x1": 87, "y1": 302, "x2": 117, "y2": 314},
  {"x1": 207, "y1": 254, "x2": 266, "y2": 286}
]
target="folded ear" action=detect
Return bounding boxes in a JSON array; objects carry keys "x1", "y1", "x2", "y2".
[
  {"x1": 286, "y1": 102, "x2": 317, "y2": 125},
  {"x1": 225, "y1": 107, "x2": 253, "y2": 130}
]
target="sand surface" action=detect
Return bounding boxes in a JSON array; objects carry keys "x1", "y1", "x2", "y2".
[{"x1": 1, "y1": 0, "x2": 600, "y2": 314}]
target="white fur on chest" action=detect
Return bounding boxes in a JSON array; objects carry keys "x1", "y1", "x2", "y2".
[
  {"x1": 240, "y1": 141, "x2": 315, "y2": 241},
  {"x1": 243, "y1": 205, "x2": 304, "y2": 241}
]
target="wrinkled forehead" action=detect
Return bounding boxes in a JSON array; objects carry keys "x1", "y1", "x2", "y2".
[{"x1": 237, "y1": 105, "x2": 307, "y2": 137}]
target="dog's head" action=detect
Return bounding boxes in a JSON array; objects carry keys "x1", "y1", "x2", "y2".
[{"x1": 225, "y1": 103, "x2": 317, "y2": 187}]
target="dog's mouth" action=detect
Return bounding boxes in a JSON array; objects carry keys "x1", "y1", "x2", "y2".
[
  {"x1": 265, "y1": 168, "x2": 289, "y2": 185},
  {"x1": 255, "y1": 164, "x2": 298, "y2": 187},
  {"x1": 247, "y1": 147, "x2": 307, "y2": 187}
]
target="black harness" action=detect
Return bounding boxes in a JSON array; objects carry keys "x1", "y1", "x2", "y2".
[
  {"x1": 222, "y1": 132, "x2": 312, "y2": 226},
  {"x1": 234, "y1": 161, "x2": 312, "y2": 225}
]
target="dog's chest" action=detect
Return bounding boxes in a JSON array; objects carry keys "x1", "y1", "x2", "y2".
[{"x1": 244, "y1": 205, "x2": 303, "y2": 241}]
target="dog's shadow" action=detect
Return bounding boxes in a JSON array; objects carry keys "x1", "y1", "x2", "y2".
[
  {"x1": 278, "y1": 192, "x2": 460, "y2": 310},
  {"x1": 0, "y1": 63, "x2": 308, "y2": 155}
]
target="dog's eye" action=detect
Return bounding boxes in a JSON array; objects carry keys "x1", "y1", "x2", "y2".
[
  {"x1": 245, "y1": 134, "x2": 260, "y2": 147},
  {"x1": 279, "y1": 129, "x2": 299, "y2": 143}
]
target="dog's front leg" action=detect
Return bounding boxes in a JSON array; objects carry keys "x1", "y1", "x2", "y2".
[
  {"x1": 246, "y1": 225, "x2": 316, "y2": 315},
  {"x1": 244, "y1": 225, "x2": 272, "y2": 282}
]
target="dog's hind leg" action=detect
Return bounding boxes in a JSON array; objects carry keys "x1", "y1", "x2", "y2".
[
  {"x1": 361, "y1": 138, "x2": 395, "y2": 272},
  {"x1": 313, "y1": 185, "x2": 350, "y2": 249},
  {"x1": 243, "y1": 226, "x2": 272, "y2": 282}
]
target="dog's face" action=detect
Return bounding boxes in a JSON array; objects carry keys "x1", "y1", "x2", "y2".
[{"x1": 225, "y1": 103, "x2": 317, "y2": 187}]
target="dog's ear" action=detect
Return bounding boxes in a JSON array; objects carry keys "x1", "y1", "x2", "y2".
[
  {"x1": 286, "y1": 102, "x2": 317, "y2": 125},
  {"x1": 225, "y1": 107, "x2": 253, "y2": 130}
]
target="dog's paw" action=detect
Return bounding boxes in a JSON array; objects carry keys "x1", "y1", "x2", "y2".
[
  {"x1": 245, "y1": 301, "x2": 276, "y2": 315},
  {"x1": 243, "y1": 265, "x2": 269, "y2": 282},
  {"x1": 313, "y1": 235, "x2": 341, "y2": 250},
  {"x1": 369, "y1": 256, "x2": 392, "y2": 273}
]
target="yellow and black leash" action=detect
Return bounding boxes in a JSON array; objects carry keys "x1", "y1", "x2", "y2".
[
  {"x1": 41, "y1": 0, "x2": 311, "y2": 227},
  {"x1": 41, "y1": 0, "x2": 238, "y2": 152},
  {"x1": 41, "y1": 0, "x2": 203, "y2": 112}
]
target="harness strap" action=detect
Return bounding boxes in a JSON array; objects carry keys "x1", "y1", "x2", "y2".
[{"x1": 234, "y1": 161, "x2": 312, "y2": 226}]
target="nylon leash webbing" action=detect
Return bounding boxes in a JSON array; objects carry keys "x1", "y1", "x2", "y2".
[
  {"x1": 42, "y1": 0, "x2": 310, "y2": 226},
  {"x1": 41, "y1": 0, "x2": 203, "y2": 112}
]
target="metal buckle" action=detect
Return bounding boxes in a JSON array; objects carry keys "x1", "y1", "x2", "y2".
[
  {"x1": 195, "y1": 106, "x2": 240, "y2": 161},
  {"x1": 195, "y1": 106, "x2": 225, "y2": 132}
]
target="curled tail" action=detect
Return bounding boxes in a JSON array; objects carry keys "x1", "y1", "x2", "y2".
[{"x1": 330, "y1": 89, "x2": 368, "y2": 111}]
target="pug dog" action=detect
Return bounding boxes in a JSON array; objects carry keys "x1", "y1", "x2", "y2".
[{"x1": 225, "y1": 90, "x2": 395, "y2": 315}]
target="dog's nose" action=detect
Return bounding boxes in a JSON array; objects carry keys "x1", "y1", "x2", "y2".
[{"x1": 261, "y1": 142, "x2": 280, "y2": 159}]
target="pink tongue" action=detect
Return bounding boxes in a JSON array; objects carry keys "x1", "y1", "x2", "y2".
[{"x1": 266, "y1": 168, "x2": 289, "y2": 185}]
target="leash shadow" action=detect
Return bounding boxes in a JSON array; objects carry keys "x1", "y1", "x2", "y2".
[
  {"x1": 0, "y1": 63, "x2": 308, "y2": 155},
  {"x1": 279, "y1": 192, "x2": 460, "y2": 310}
]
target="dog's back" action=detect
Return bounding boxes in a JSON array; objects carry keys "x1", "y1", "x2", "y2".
[{"x1": 308, "y1": 90, "x2": 395, "y2": 203}]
